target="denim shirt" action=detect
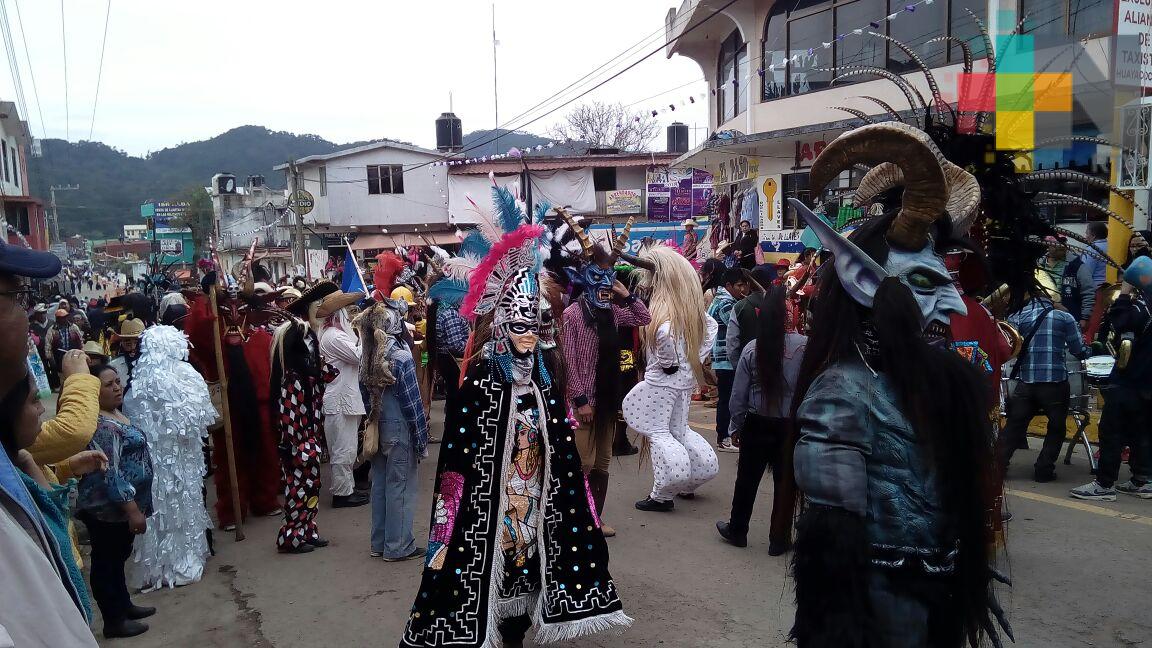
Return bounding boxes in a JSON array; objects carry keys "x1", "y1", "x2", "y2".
[{"x1": 77, "y1": 414, "x2": 154, "y2": 522}]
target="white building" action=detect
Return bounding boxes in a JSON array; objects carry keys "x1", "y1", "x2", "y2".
[
  {"x1": 664, "y1": 0, "x2": 1141, "y2": 256},
  {"x1": 122, "y1": 224, "x2": 147, "y2": 240},
  {"x1": 209, "y1": 173, "x2": 295, "y2": 279},
  {"x1": 276, "y1": 140, "x2": 457, "y2": 258},
  {"x1": 0, "y1": 100, "x2": 49, "y2": 250}
]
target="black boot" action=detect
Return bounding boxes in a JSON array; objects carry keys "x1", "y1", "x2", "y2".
[
  {"x1": 716, "y1": 521, "x2": 747, "y2": 548},
  {"x1": 104, "y1": 619, "x2": 149, "y2": 639},
  {"x1": 124, "y1": 604, "x2": 156, "y2": 620},
  {"x1": 332, "y1": 492, "x2": 369, "y2": 508}
]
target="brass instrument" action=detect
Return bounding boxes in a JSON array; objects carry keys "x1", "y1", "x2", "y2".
[{"x1": 997, "y1": 320, "x2": 1023, "y2": 361}]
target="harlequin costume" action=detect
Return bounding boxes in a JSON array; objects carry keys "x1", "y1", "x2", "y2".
[
  {"x1": 622, "y1": 246, "x2": 719, "y2": 511},
  {"x1": 552, "y1": 209, "x2": 650, "y2": 536},
  {"x1": 400, "y1": 184, "x2": 630, "y2": 647},
  {"x1": 185, "y1": 267, "x2": 287, "y2": 530},
  {"x1": 270, "y1": 280, "x2": 341, "y2": 554},
  {"x1": 787, "y1": 123, "x2": 1012, "y2": 648}
]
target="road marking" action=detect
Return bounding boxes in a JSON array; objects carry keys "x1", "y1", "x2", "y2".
[{"x1": 1007, "y1": 489, "x2": 1152, "y2": 526}]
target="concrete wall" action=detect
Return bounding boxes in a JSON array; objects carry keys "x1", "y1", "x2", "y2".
[{"x1": 300, "y1": 147, "x2": 448, "y2": 229}]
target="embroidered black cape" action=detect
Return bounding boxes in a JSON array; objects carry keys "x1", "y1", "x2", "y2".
[{"x1": 399, "y1": 357, "x2": 630, "y2": 647}]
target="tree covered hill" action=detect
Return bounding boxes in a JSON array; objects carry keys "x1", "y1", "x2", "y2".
[{"x1": 30, "y1": 125, "x2": 567, "y2": 239}]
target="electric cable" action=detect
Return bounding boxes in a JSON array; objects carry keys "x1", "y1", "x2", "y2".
[
  {"x1": 11, "y1": 0, "x2": 46, "y2": 139},
  {"x1": 88, "y1": 0, "x2": 111, "y2": 141},
  {"x1": 60, "y1": 0, "x2": 68, "y2": 141}
]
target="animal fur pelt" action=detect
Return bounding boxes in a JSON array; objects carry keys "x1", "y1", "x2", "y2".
[{"x1": 352, "y1": 301, "x2": 398, "y2": 421}]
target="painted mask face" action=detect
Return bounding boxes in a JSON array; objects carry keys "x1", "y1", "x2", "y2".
[
  {"x1": 494, "y1": 267, "x2": 541, "y2": 357},
  {"x1": 537, "y1": 299, "x2": 557, "y2": 350},
  {"x1": 579, "y1": 262, "x2": 616, "y2": 310},
  {"x1": 789, "y1": 198, "x2": 966, "y2": 340}
]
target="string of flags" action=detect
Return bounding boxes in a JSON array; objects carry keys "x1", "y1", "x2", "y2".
[
  {"x1": 5, "y1": 223, "x2": 32, "y2": 249},
  {"x1": 224, "y1": 208, "x2": 289, "y2": 238},
  {"x1": 709, "y1": 0, "x2": 939, "y2": 95},
  {"x1": 430, "y1": 141, "x2": 568, "y2": 167}
]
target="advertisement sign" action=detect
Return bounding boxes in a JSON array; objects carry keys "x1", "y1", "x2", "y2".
[
  {"x1": 140, "y1": 200, "x2": 189, "y2": 227},
  {"x1": 758, "y1": 228, "x2": 806, "y2": 254},
  {"x1": 757, "y1": 174, "x2": 783, "y2": 234},
  {"x1": 669, "y1": 169, "x2": 694, "y2": 220},
  {"x1": 159, "y1": 238, "x2": 183, "y2": 255},
  {"x1": 1116, "y1": 0, "x2": 1152, "y2": 89},
  {"x1": 292, "y1": 189, "x2": 315, "y2": 216},
  {"x1": 691, "y1": 169, "x2": 714, "y2": 216},
  {"x1": 605, "y1": 189, "x2": 642, "y2": 215},
  {"x1": 714, "y1": 155, "x2": 758, "y2": 185},
  {"x1": 646, "y1": 167, "x2": 672, "y2": 221}
]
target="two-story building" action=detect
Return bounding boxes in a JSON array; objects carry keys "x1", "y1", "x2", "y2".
[
  {"x1": 209, "y1": 173, "x2": 295, "y2": 279},
  {"x1": 275, "y1": 140, "x2": 458, "y2": 264},
  {"x1": 0, "y1": 100, "x2": 50, "y2": 250},
  {"x1": 663, "y1": 0, "x2": 1144, "y2": 255}
]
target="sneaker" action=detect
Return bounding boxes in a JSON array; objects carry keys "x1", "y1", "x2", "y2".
[
  {"x1": 382, "y1": 546, "x2": 426, "y2": 562},
  {"x1": 635, "y1": 497, "x2": 675, "y2": 512},
  {"x1": 1116, "y1": 480, "x2": 1152, "y2": 499},
  {"x1": 1033, "y1": 470, "x2": 1057, "y2": 483},
  {"x1": 717, "y1": 438, "x2": 739, "y2": 453},
  {"x1": 1069, "y1": 481, "x2": 1117, "y2": 502}
]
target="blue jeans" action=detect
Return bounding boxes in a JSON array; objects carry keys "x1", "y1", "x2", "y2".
[{"x1": 370, "y1": 419, "x2": 417, "y2": 557}]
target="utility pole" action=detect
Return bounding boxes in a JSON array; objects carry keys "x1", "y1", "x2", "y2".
[
  {"x1": 48, "y1": 184, "x2": 79, "y2": 245},
  {"x1": 288, "y1": 160, "x2": 306, "y2": 275}
]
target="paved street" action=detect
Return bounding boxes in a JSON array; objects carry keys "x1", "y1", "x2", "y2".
[{"x1": 90, "y1": 401, "x2": 1152, "y2": 648}]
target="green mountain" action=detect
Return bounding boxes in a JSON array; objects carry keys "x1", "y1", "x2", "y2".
[
  {"x1": 30, "y1": 125, "x2": 568, "y2": 239},
  {"x1": 459, "y1": 129, "x2": 584, "y2": 157}
]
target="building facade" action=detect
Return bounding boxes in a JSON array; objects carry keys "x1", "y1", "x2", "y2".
[
  {"x1": 665, "y1": 0, "x2": 1147, "y2": 256},
  {"x1": 0, "y1": 101, "x2": 50, "y2": 250},
  {"x1": 209, "y1": 173, "x2": 295, "y2": 279}
]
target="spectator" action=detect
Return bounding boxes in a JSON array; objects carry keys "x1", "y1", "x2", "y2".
[
  {"x1": 46, "y1": 309, "x2": 84, "y2": 378},
  {"x1": 725, "y1": 264, "x2": 777, "y2": 365},
  {"x1": 732, "y1": 220, "x2": 758, "y2": 269},
  {"x1": 1071, "y1": 270, "x2": 1152, "y2": 501},
  {"x1": 1038, "y1": 237, "x2": 1067, "y2": 296},
  {"x1": 108, "y1": 318, "x2": 145, "y2": 393},
  {"x1": 77, "y1": 365, "x2": 156, "y2": 639},
  {"x1": 998, "y1": 291, "x2": 1091, "y2": 482},
  {"x1": 83, "y1": 341, "x2": 109, "y2": 367},
  {"x1": 0, "y1": 239, "x2": 98, "y2": 646},
  {"x1": 707, "y1": 268, "x2": 749, "y2": 453},
  {"x1": 680, "y1": 219, "x2": 699, "y2": 262},
  {"x1": 1076, "y1": 221, "x2": 1110, "y2": 331},
  {"x1": 716, "y1": 286, "x2": 806, "y2": 555}
]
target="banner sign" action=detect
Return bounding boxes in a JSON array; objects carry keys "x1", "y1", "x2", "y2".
[
  {"x1": 646, "y1": 166, "x2": 714, "y2": 222},
  {"x1": 691, "y1": 169, "x2": 714, "y2": 217},
  {"x1": 646, "y1": 167, "x2": 671, "y2": 221},
  {"x1": 1116, "y1": 0, "x2": 1152, "y2": 89},
  {"x1": 669, "y1": 169, "x2": 693, "y2": 220},
  {"x1": 605, "y1": 189, "x2": 642, "y2": 215}
]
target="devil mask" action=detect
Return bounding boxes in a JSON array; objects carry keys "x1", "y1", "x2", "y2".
[{"x1": 556, "y1": 208, "x2": 634, "y2": 310}]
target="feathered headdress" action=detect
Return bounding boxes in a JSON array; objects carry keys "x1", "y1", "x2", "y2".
[{"x1": 372, "y1": 252, "x2": 406, "y2": 301}]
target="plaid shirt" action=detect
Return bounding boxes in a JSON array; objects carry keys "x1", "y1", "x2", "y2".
[
  {"x1": 435, "y1": 305, "x2": 470, "y2": 358},
  {"x1": 562, "y1": 297, "x2": 651, "y2": 409},
  {"x1": 1007, "y1": 298, "x2": 1089, "y2": 383},
  {"x1": 388, "y1": 347, "x2": 429, "y2": 455}
]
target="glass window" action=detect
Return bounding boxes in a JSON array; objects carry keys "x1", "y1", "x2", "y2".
[
  {"x1": 718, "y1": 30, "x2": 747, "y2": 123},
  {"x1": 835, "y1": 0, "x2": 885, "y2": 71},
  {"x1": 948, "y1": 0, "x2": 988, "y2": 62},
  {"x1": 318, "y1": 166, "x2": 327, "y2": 197},
  {"x1": 2, "y1": 142, "x2": 8, "y2": 183},
  {"x1": 1068, "y1": 0, "x2": 1112, "y2": 38},
  {"x1": 788, "y1": 9, "x2": 833, "y2": 95},
  {"x1": 1021, "y1": 0, "x2": 1066, "y2": 36},
  {"x1": 762, "y1": 5, "x2": 788, "y2": 100},
  {"x1": 389, "y1": 165, "x2": 405, "y2": 194},
  {"x1": 366, "y1": 165, "x2": 403, "y2": 194},
  {"x1": 367, "y1": 165, "x2": 381, "y2": 194},
  {"x1": 887, "y1": 0, "x2": 947, "y2": 75}
]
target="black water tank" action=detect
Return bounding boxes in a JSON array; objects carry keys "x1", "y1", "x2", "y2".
[
  {"x1": 667, "y1": 122, "x2": 689, "y2": 153},
  {"x1": 436, "y1": 112, "x2": 463, "y2": 152}
]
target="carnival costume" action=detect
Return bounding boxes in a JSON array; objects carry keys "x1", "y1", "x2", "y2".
[
  {"x1": 552, "y1": 209, "x2": 650, "y2": 533},
  {"x1": 317, "y1": 291, "x2": 367, "y2": 504},
  {"x1": 185, "y1": 266, "x2": 286, "y2": 530},
  {"x1": 787, "y1": 123, "x2": 1012, "y2": 648},
  {"x1": 124, "y1": 325, "x2": 218, "y2": 591},
  {"x1": 401, "y1": 183, "x2": 630, "y2": 647},
  {"x1": 622, "y1": 246, "x2": 719, "y2": 508},
  {"x1": 271, "y1": 280, "x2": 341, "y2": 553}
]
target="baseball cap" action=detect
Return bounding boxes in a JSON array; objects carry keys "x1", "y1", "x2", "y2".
[{"x1": 0, "y1": 238, "x2": 62, "y2": 279}]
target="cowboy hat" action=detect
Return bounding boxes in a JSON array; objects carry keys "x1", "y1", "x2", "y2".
[
  {"x1": 82, "y1": 341, "x2": 107, "y2": 358},
  {"x1": 682, "y1": 219, "x2": 697, "y2": 228},
  {"x1": 115, "y1": 318, "x2": 146, "y2": 339},
  {"x1": 279, "y1": 287, "x2": 302, "y2": 301},
  {"x1": 316, "y1": 291, "x2": 365, "y2": 319},
  {"x1": 286, "y1": 280, "x2": 339, "y2": 316}
]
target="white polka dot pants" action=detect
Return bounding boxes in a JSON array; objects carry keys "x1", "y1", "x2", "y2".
[{"x1": 623, "y1": 381, "x2": 720, "y2": 502}]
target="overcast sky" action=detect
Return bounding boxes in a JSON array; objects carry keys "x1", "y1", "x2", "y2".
[{"x1": 0, "y1": 0, "x2": 709, "y2": 156}]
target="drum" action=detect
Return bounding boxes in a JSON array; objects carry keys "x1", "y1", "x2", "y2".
[{"x1": 1085, "y1": 355, "x2": 1116, "y2": 386}]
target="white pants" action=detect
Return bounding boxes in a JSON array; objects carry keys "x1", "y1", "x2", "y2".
[
  {"x1": 623, "y1": 381, "x2": 719, "y2": 502},
  {"x1": 325, "y1": 413, "x2": 360, "y2": 496}
]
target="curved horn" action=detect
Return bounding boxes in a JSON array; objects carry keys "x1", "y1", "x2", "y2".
[
  {"x1": 618, "y1": 250, "x2": 655, "y2": 272},
  {"x1": 554, "y1": 206, "x2": 594, "y2": 260},
  {"x1": 831, "y1": 106, "x2": 875, "y2": 123},
  {"x1": 810, "y1": 123, "x2": 947, "y2": 250},
  {"x1": 868, "y1": 32, "x2": 945, "y2": 125},
  {"x1": 1022, "y1": 170, "x2": 1146, "y2": 222},
  {"x1": 611, "y1": 215, "x2": 636, "y2": 260},
  {"x1": 859, "y1": 95, "x2": 904, "y2": 122},
  {"x1": 830, "y1": 67, "x2": 926, "y2": 125}
]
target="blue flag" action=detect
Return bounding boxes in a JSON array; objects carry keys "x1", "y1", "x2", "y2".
[{"x1": 341, "y1": 242, "x2": 367, "y2": 295}]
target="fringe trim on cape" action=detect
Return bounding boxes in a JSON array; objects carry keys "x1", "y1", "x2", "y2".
[{"x1": 532, "y1": 610, "x2": 635, "y2": 644}]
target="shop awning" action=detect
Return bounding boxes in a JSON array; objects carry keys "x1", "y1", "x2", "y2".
[{"x1": 350, "y1": 231, "x2": 461, "y2": 250}]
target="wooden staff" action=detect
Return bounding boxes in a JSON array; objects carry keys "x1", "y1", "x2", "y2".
[{"x1": 208, "y1": 283, "x2": 246, "y2": 542}]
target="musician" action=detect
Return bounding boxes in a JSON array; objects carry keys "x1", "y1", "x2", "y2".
[
  {"x1": 1071, "y1": 265, "x2": 1152, "y2": 501},
  {"x1": 998, "y1": 290, "x2": 1091, "y2": 483}
]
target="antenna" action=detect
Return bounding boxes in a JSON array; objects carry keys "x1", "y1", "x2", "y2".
[
  {"x1": 492, "y1": 2, "x2": 499, "y2": 153},
  {"x1": 449, "y1": 91, "x2": 454, "y2": 113}
]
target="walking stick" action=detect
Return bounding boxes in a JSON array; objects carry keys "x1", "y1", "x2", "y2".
[{"x1": 209, "y1": 283, "x2": 246, "y2": 542}]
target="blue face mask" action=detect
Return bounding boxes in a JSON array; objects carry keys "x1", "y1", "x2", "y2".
[{"x1": 579, "y1": 263, "x2": 616, "y2": 310}]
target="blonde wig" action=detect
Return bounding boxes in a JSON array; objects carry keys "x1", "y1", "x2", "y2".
[{"x1": 635, "y1": 245, "x2": 708, "y2": 384}]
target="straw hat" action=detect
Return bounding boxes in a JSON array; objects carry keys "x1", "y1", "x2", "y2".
[
  {"x1": 279, "y1": 287, "x2": 302, "y2": 300},
  {"x1": 316, "y1": 291, "x2": 365, "y2": 318},
  {"x1": 82, "y1": 341, "x2": 107, "y2": 358},
  {"x1": 682, "y1": 219, "x2": 696, "y2": 228},
  {"x1": 286, "y1": 280, "x2": 339, "y2": 317},
  {"x1": 116, "y1": 318, "x2": 146, "y2": 339}
]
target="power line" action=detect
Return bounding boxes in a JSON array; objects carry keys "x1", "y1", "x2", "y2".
[
  {"x1": 405, "y1": 0, "x2": 742, "y2": 173},
  {"x1": 11, "y1": 0, "x2": 46, "y2": 139},
  {"x1": 88, "y1": 0, "x2": 110, "y2": 141},
  {"x1": 60, "y1": 0, "x2": 68, "y2": 141},
  {"x1": 0, "y1": 0, "x2": 29, "y2": 122}
]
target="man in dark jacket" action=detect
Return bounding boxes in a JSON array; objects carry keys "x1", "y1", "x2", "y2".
[{"x1": 1070, "y1": 282, "x2": 1152, "y2": 501}]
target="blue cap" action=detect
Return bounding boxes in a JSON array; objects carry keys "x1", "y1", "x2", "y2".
[
  {"x1": 0, "y1": 237, "x2": 61, "y2": 279},
  {"x1": 1123, "y1": 255, "x2": 1152, "y2": 294}
]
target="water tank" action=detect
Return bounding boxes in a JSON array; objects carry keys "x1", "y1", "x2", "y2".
[
  {"x1": 213, "y1": 172, "x2": 237, "y2": 195},
  {"x1": 436, "y1": 112, "x2": 463, "y2": 152},
  {"x1": 667, "y1": 122, "x2": 689, "y2": 153},
  {"x1": 247, "y1": 174, "x2": 265, "y2": 188}
]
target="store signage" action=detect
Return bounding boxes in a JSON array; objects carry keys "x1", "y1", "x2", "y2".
[
  {"x1": 794, "y1": 138, "x2": 828, "y2": 169},
  {"x1": 714, "y1": 156, "x2": 758, "y2": 185},
  {"x1": 292, "y1": 189, "x2": 315, "y2": 216},
  {"x1": 1116, "y1": 0, "x2": 1152, "y2": 89},
  {"x1": 757, "y1": 175, "x2": 783, "y2": 239},
  {"x1": 605, "y1": 189, "x2": 642, "y2": 215},
  {"x1": 159, "y1": 238, "x2": 183, "y2": 255}
]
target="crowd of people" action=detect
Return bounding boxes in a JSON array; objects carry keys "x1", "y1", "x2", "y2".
[{"x1": 2, "y1": 124, "x2": 1151, "y2": 648}]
